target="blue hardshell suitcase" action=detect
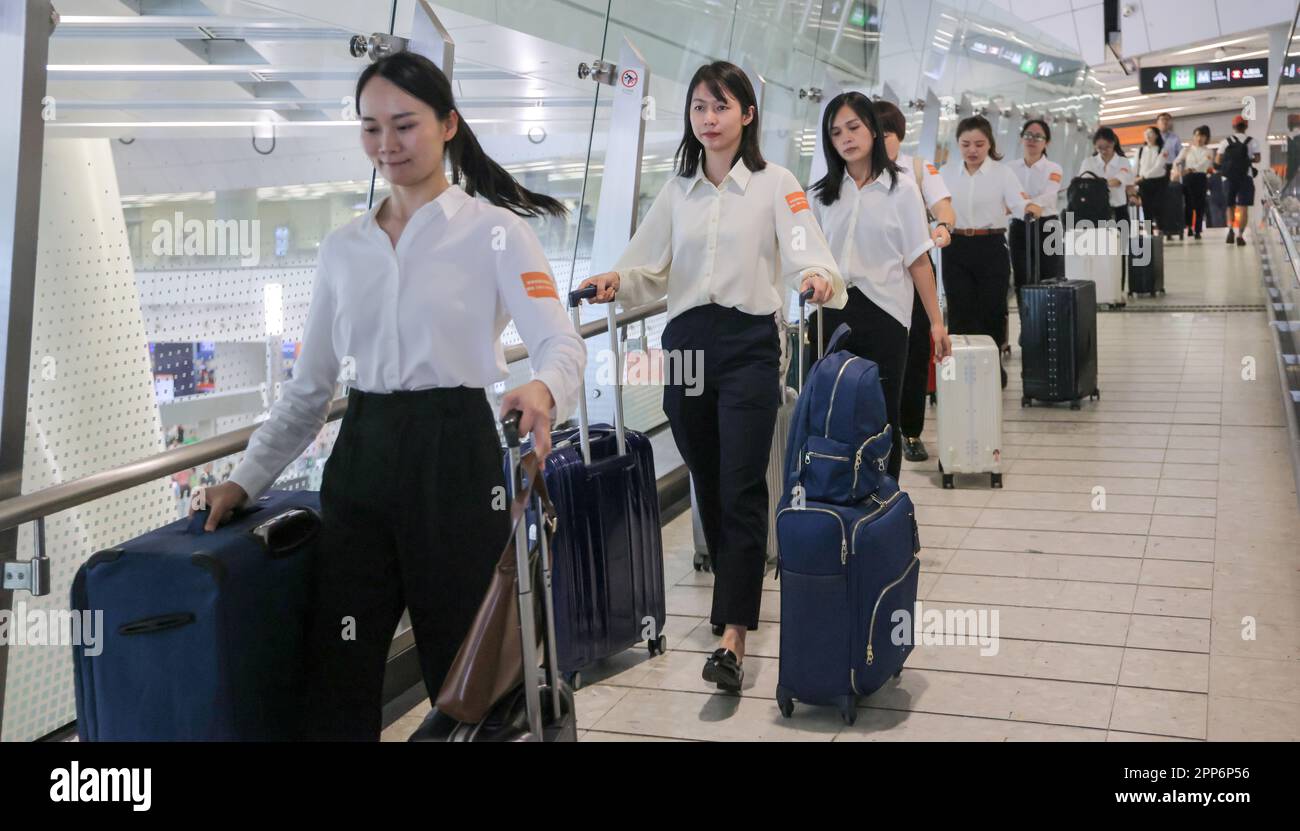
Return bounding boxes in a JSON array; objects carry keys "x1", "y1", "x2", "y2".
[{"x1": 71, "y1": 490, "x2": 320, "y2": 741}]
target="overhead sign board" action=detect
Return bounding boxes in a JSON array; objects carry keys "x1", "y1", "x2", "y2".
[{"x1": 1139, "y1": 58, "x2": 1269, "y2": 94}]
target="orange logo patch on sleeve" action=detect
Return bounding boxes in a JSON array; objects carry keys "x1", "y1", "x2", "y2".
[
  {"x1": 1049, "y1": 172, "x2": 1063, "y2": 183},
  {"x1": 785, "y1": 191, "x2": 810, "y2": 214},
  {"x1": 521, "y1": 271, "x2": 558, "y2": 300},
  {"x1": 926, "y1": 164, "x2": 939, "y2": 175}
]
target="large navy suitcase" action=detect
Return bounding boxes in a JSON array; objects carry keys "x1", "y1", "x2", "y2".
[
  {"x1": 71, "y1": 489, "x2": 320, "y2": 741},
  {"x1": 1018, "y1": 215, "x2": 1101, "y2": 410},
  {"x1": 775, "y1": 488, "x2": 920, "y2": 725}
]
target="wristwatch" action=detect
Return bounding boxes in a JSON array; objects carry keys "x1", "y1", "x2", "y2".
[{"x1": 936, "y1": 222, "x2": 954, "y2": 236}]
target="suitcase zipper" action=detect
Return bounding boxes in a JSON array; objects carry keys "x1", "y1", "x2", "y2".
[
  {"x1": 823, "y1": 357, "x2": 861, "y2": 437},
  {"x1": 865, "y1": 556, "x2": 920, "y2": 665},
  {"x1": 776, "y1": 505, "x2": 848, "y2": 564},
  {"x1": 849, "y1": 490, "x2": 904, "y2": 550},
  {"x1": 850, "y1": 426, "x2": 891, "y2": 492}
]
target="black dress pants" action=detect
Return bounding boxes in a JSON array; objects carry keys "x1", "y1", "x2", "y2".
[
  {"x1": 942, "y1": 234, "x2": 1011, "y2": 349},
  {"x1": 305, "y1": 386, "x2": 509, "y2": 741},
  {"x1": 1183, "y1": 171, "x2": 1208, "y2": 235},
  {"x1": 807, "y1": 287, "x2": 909, "y2": 479},
  {"x1": 662, "y1": 304, "x2": 780, "y2": 631},
  {"x1": 899, "y1": 286, "x2": 931, "y2": 440}
]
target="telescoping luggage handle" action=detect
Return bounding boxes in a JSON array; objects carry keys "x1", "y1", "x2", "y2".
[
  {"x1": 1024, "y1": 211, "x2": 1041, "y2": 287},
  {"x1": 501, "y1": 408, "x2": 564, "y2": 741},
  {"x1": 796, "y1": 287, "x2": 825, "y2": 392},
  {"x1": 568, "y1": 284, "x2": 628, "y2": 465}
]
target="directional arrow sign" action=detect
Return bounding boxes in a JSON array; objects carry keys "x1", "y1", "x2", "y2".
[
  {"x1": 1154, "y1": 71, "x2": 1168, "y2": 89},
  {"x1": 1140, "y1": 58, "x2": 1268, "y2": 94}
]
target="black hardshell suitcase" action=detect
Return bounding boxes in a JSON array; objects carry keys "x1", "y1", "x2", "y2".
[
  {"x1": 1018, "y1": 214, "x2": 1101, "y2": 410},
  {"x1": 1127, "y1": 208, "x2": 1166, "y2": 297}
]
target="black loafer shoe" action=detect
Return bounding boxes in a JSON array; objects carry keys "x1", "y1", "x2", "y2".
[
  {"x1": 702, "y1": 648, "x2": 744, "y2": 693},
  {"x1": 903, "y1": 436, "x2": 929, "y2": 462}
]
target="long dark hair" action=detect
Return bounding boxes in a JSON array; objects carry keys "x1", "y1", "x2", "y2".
[
  {"x1": 811, "y1": 92, "x2": 902, "y2": 206},
  {"x1": 675, "y1": 61, "x2": 766, "y2": 179},
  {"x1": 1021, "y1": 118, "x2": 1051, "y2": 157},
  {"x1": 956, "y1": 115, "x2": 1002, "y2": 161},
  {"x1": 356, "y1": 51, "x2": 564, "y2": 218},
  {"x1": 1092, "y1": 126, "x2": 1123, "y2": 157},
  {"x1": 1144, "y1": 126, "x2": 1165, "y2": 150}
]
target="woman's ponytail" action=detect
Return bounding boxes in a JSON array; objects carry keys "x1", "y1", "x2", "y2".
[{"x1": 357, "y1": 51, "x2": 565, "y2": 218}]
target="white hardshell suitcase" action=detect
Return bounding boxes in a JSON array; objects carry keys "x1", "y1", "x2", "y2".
[
  {"x1": 1064, "y1": 226, "x2": 1126, "y2": 309},
  {"x1": 936, "y1": 334, "x2": 1003, "y2": 489}
]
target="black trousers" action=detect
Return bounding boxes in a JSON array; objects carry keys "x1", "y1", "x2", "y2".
[
  {"x1": 1138, "y1": 176, "x2": 1169, "y2": 232},
  {"x1": 899, "y1": 286, "x2": 931, "y2": 440},
  {"x1": 305, "y1": 386, "x2": 508, "y2": 741},
  {"x1": 942, "y1": 234, "x2": 1011, "y2": 349},
  {"x1": 806, "y1": 288, "x2": 909, "y2": 479},
  {"x1": 1183, "y1": 171, "x2": 1208, "y2": 235},
  {"x1": 663, "y1": 304, "x2": 780, "y2": 631},
  {"x1": 1009, "y1": 216, "x2": 1064, "y2": 290}
]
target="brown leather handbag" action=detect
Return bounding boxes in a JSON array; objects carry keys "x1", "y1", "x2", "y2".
[{"x1": 434, "y1": 451, "x2": 557, "y2": 724}]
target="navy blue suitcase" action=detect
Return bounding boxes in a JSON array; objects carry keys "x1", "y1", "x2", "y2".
[
  {"x1": 71, "y1": 490, "x2": 321, "y2": 741},
  {"x1": 522, "y1": 422, "x2": 666, "y2": 680},
  {"x1": 775, "y1": 487, "x2": 920, "y2": 725}
]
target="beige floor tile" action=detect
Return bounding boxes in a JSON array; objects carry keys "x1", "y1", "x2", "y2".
[
  {"x1": 1206, "y1": 696, "x2": 1300, "y2": 741},
  {"x1": 918, "y1": 546, "x2": 957, "y2": 574},
  {"x1": 1011, "y1": 459, "x2": 1165, "y2": 479},
  {"x1": 575, "y1": 684, "x2": 634, "y2": 731},
  {"x1": 1152, "y1": 496, "x2": 1217, "y2": 517},
  {"x1": 591, "y1": 688, "x2": 842, "y2": 741},
  {"x1": 580, "y1": 730, "x2": 691, "y2": 742},
  {"x1": 1156, "y1": 479, "x2": 1219, "y2": 498},
  {"x1": 1139, "y1": 559, "x2": 1213, "y2": 589},
  {"x1": 1213, "y1": 538, "x2": 1300, "y2": 567},
  {"x1": 1126, "y1": 615, "x2": 1211, "y2": 652},
  {"x1": 928, "y1": 573, "x2": 1136, "y2": 614},
  {"x1": 985, "y1": 491, "x2": 1155, "y2": 514},
  {"x1": 975, "y1": 508, "x2": 1152, "y2": 536},
  {"x1": 999, "y1": 474, "x2": 1160, "y2": 496},
  {"x1": 916, "y1": 524, "x2": 971, "y2": 549},
  {"x1": 1208, "y1": 655, "x2": 1300, "y2": 703},
  {"x1": 839, "y1": 709, "x2": 1107, "y2": 741},
  {"x1": 1118, "y1": 649, "x2": 1210, "y2": 693},
  {"x1": 1212, "y1": 561, "x2": 1300, "y2": 597},
  {"x1": 1105, "y1": 731, "x2": 1198, "y2": 741},
  {"x1": 945, "y1": 549, "x2": 1141, "y2": 583},
  {"x1": 1210, "y1": 618, "x2": 1300, "y2": 661},
  {"x1": 908, "y1": 488, "x2": 995, "y2": 509},
  {"x1": 867, "y1": 668, "x2": 1115, "y2": 729},
  {"x1": 1011, "y1": 446, "x2": 1167, "y2": 463},
  {"x1": 1145, "y1": 536, "x2": 1216, "y2": 562},
  {"x1": 914, "y1": 506, "x2": 984, "y2": 527},
  {"x1": 908, "y1": 639, "x2": 1123, "y2": 685},
  {"x1": 919, "y1": 600, "x2": 1130, "y2": 647},
  {"x1": 1212, "y1": 589, "x2": 1300, "y2": 628},
  {"x1": 1133, "y1": 585, "x2": 1212, "y2": 618},
  {"x1": 959, "y1": 528, "x2": 1147, "y2": 558},
  {"x1": 1109, "y1": 687, "x2": 1207, "y2": 739},
  {"x1": 1160, "y1": 462, "x2": 1220, "y2": 480},
  {"x1": 1148, "y1": 514, "x2": 1217, "y2": 538}
]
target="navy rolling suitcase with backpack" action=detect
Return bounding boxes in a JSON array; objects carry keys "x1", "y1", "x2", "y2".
[
  {"x1": 775, "y1": 298, "x2": 921, "y2": 726},
  {"x1": 71, "y1": 489, "x2": 321, "y2": 741}
]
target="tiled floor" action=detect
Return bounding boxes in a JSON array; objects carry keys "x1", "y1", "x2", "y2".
[{"x1": 382, "y1": 230, "x2": 1300, "y2": 742}]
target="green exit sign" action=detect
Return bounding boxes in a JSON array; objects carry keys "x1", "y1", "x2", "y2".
[
  {"x1": 1171, "y1": 67, "x2": 1196, "y2": 90},
  {"x1": 1020, "y1": 54, "x2": 1038, "y2": 74},
  {"x1": 850, "y1": 4, "x2": 867, "y2": 26}
]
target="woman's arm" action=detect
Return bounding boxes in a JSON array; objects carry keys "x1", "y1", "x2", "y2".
[
  {"x1": 608, "y1": 178, "x2": 675, "y2": 309},
  {"x1": 227, "y1": 247, "x2": 341, "y2": 502},
  {"x1": 777, "y1": 168, "x2": 847, "y2": 308}
]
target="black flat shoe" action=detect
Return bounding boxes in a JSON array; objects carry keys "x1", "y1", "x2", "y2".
[
  {"x1": 903, "y1": 436, "x2": 929, "y2": 462},
  {"x1": 1236, "y1": 236, "x2": 1247, "y2": 246},
  {"x1": 702, "y1": 648, "x2": 743, "y2": 693}
]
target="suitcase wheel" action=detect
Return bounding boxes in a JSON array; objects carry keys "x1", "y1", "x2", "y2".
[
  {"x1": 1021, "y1": 396, "x2": 1031, "y2": 408},
  {"x1": 942, "y1": 473, "x2": 954, "y2": 490},
  {"x1": 1091, "y1": 389, "x2": 1101, "y2": 401},
  {"x1": 565, "y1": 671, "x2": 583, "y2": 691},
  {"x1": 647, "y1": 634, "x2": 668, "y2": 657},
  {"x1": 839, "y1": 696, "x2": 857, "y2": 726},
  {"x1": 1070, "y1": 400, "x2": 1082, "y2": 411},
  {"x1": 694, "y1": 552, "x2": 712, "y2": 573},
  {"x1": 991, "y1": 473, "x2": 1003, "y2": 489},
  {"x1": 777, "y1": 693, "x2": 794, "y2": 719},
  {"x1": 928, "y1": 392, "x2": 936, "y2": 406}
]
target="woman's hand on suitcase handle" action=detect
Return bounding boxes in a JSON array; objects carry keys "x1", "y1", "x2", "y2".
[
  {"x1": 499, "y1": 380, "x2": 554, "y2": 460},
  {"x1": 800, "y1": 273, "x2": 833, "y2": 304},
  {"x1": 931, "y1": 323, "x2": 953, "y2": 364},
  {"x1": 1024, "y1": 204, "x2": 1043, "y2": 219},
  {"x1": 576, "y1": 272, "x2": 619, "y2": 304},
  {"x1": 191, "y1": 481, "x2": 248, "y2": 532}
]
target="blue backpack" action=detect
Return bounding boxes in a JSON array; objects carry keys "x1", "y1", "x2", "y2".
[{"x1": 781, "y1": 323, "x2": 893, "y2": 506}]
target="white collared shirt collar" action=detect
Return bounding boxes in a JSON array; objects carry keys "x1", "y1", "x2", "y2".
[{"x1": 688, "y1": 158, "x2": 753, "y2": 193}]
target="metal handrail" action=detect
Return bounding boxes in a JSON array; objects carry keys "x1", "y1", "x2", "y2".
[{"x1": 0, "y1": 297, "x2": 668, "y2": 532}]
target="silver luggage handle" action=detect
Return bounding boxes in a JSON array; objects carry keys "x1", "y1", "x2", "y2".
[
  {"x1": 502, "y1": 409, "x2": 564, "y2": 738},
  {"x1": 568, "y1": 285, "x2": 627, "y2": 464},
  {"x1": 796, "y1": 287, "x2": 823, "y2": 392}
]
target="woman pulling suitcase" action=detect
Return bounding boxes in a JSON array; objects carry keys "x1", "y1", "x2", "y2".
[
  {"x1": 939, "y1": 116, "x2": 1029, "y2": 389},
  {"x1": 805, "y1": 92, "x2": 952, "y2": 481},
  {"x1": 578, "y1": 61, "x2": 846, "y2": 693},
  {"x1": 1008, "y1": 119, "x2": 1065, "y2": 291},
  {"x1": 194, "y1": 51, "x2": 586, "y2": 740}
]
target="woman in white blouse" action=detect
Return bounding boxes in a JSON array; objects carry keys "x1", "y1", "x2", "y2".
[
  {"x1": 578, "y1": 61, "x2": 845, "y2": 694},
  {"x1": 195, "y1": 51, "x2": 587, "y2": 740},
  {"x1": 1009, "y1": 118, "x2": 1065, "y2": 290},
  {"x1": 1173, "y1": 125, "x2": 1214, "y2": 240},
  {"x1": 1136, "y1": 126, "x2": 1171, "y2": 234},
  {"x1": 808, "y1": 91, "x2": 952, "y2": 480},
  {"x1": 940, "y1": 116, "x2": 1029, "y2": 388}
]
